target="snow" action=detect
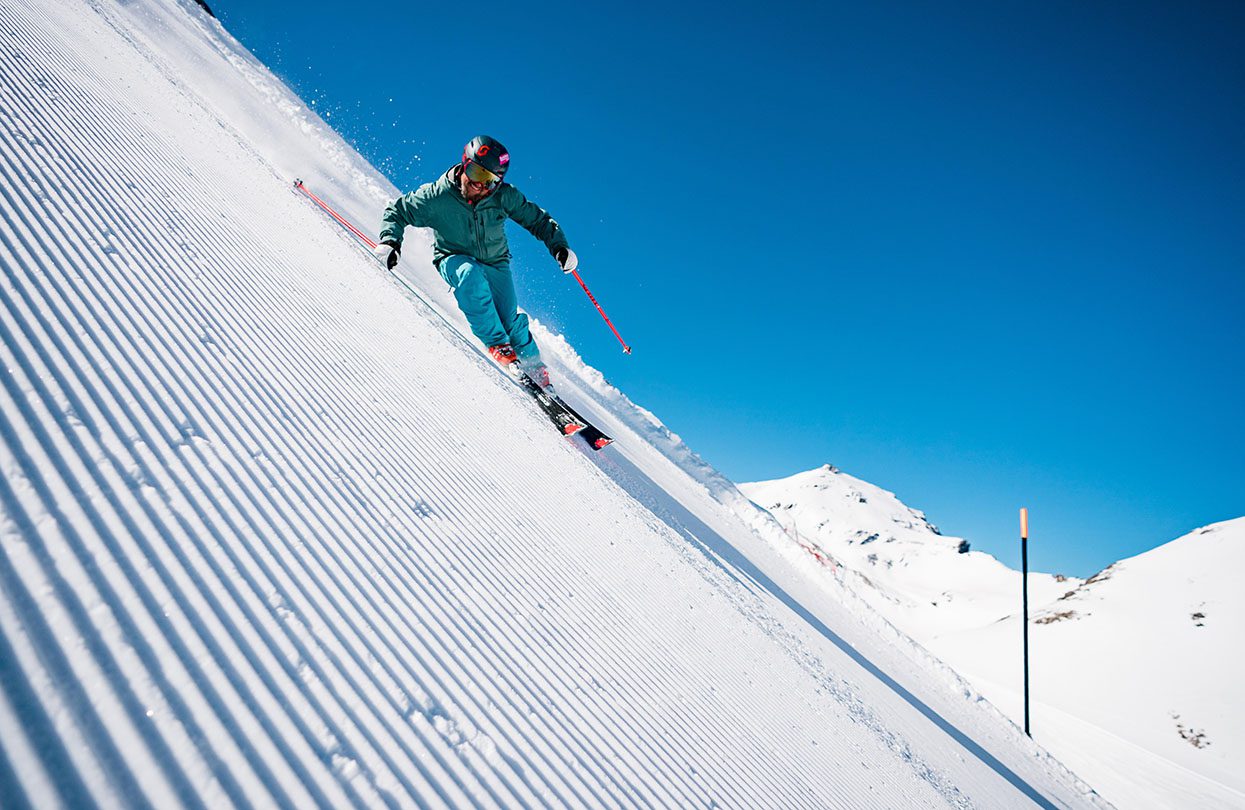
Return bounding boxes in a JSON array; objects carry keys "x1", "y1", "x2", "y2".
[
  {"x1": 741, "y1": 466, "x2": 1245, "y2": 809},
  {"x1": 0, "y1": 0, "x2": 1107, "y2": 807}
]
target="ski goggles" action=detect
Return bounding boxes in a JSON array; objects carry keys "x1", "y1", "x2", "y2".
[{"x1": 463, "y1": 160, "x2": 502, "y2": 189}]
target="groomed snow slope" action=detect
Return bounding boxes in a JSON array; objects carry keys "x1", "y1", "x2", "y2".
[{"x1": 0, "y1": 0, "x2": 1105, "y2": 807}]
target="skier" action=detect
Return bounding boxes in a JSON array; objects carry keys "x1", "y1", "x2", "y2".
[{"x1": 373, "y1": 135, "x2": 577, "y2": 388}]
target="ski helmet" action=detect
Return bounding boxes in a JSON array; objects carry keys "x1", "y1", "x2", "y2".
[{"x1": 462, "y1": 135, "x2": 510, "y2": 186}]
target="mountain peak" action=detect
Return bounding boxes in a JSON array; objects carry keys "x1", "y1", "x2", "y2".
[{"x1": 740, "y1": 467, "x2": 1079, "y2": 636}]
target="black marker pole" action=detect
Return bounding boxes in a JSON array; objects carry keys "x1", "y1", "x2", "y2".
[{"x1": 1021, "y1": 506, "x2": 1031, "y2": 737}]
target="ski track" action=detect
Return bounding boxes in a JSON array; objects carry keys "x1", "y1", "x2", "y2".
[{"x1": 0, "y1": 1, "x2": 1105, "y2": 808}]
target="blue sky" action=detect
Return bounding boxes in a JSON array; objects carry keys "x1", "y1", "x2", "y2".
[{"x1": 208, "y1": 0, "x2": 1243, "y2": 577}]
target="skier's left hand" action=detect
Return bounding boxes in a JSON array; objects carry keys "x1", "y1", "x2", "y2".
[{"x1": 555, "y1": 247, "x2": 578, "y2": 274}]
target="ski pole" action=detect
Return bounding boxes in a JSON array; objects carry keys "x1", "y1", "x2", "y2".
[
  {"x1": 570, "y1": 269, "x2": 632, "y2": 355},
  {"x1": 293, "y1": 179, "x2": 377, "y2": 249}
]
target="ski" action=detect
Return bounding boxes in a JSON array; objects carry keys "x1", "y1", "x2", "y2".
[
  {"x1": 507, "y1": 365, "x2": 585, "y2": 437},
  {"x1": 508, "y1": 364, "x2": 613, "y2": 450},
  {"x1": 548, "y1": 392, "x2": 613, "y2": 450}
]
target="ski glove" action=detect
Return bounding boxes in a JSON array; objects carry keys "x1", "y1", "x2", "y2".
[
  {"x1": 555, "y1": 247, "x2": 578, "y2": 274},
  {"x1": 373, "y1": 240, "x2": 400, "y2": 270}
]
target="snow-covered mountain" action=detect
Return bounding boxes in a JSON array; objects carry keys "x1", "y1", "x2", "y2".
[
  {"x1": 740, "y1": 464, "x2": 1079, "y2": 640},
  {"x1": 0, "y1": 0, "x2": 1107, "y2": 807},
  {"x1": 741, "y1": 466, "x2": 1245, "y2": 809}
]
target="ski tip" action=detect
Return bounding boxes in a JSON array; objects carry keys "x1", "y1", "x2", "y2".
[
  {"x1": 563, "y1": 424, "x2": 587, "y2": 436},
  {"x1": 592, "y1": 437, "x2": 613, "y2": 450}
]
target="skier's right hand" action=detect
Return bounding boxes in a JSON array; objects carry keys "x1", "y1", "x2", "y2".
[{"x1": 373, "y1": 240, "x2": 400, "y2": 270}]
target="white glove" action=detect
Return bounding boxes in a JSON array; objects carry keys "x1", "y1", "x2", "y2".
[
  {"x1": 372, "y1": 241, "x2": 399, "y2": 269},
  {"x1": 556, "y1": 247, "x2": 578, "y2": 274}
]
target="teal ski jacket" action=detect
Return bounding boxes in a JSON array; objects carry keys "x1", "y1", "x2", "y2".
[{"x1": 379, "y1": 165, "x2": 569, "y2": 268}]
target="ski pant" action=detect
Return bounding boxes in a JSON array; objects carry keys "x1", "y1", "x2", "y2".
[{"x1": 438, "y1": 254, "x2": 541, "y2": 364}]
